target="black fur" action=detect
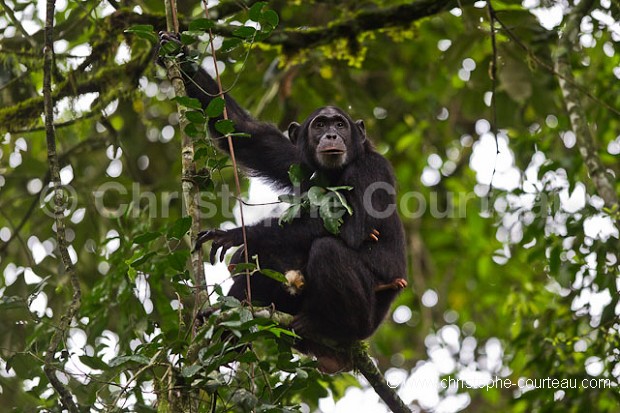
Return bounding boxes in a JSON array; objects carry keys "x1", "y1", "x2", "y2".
[{"x1": 161, "y1": 33, "x2": 407, "y2": 370}]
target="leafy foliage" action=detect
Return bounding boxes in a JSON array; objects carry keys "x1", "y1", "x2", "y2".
[
  {"x1": 279, "y1": 165, "x2": 353, "y2": 234},
  {"x1": 0, "y1": 0, "x2": 619, "y2": 412}
]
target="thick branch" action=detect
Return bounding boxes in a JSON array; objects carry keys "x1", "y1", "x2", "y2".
[
  {"x1": 1, "y1": 0, "x2": 470, "y2": 130},
  {"x1": 199, "y1": 308, "x2": 412, "y2": 412},
  {"x1": 554, "y1": 0, "x2": 618, "y2": 209},
  {"x1": 42, "y1": 1, "x2": 81, "y2": 412},
  {"x1": 270, "y1": 0, "x2": 472, "y2": 52},
  {"x1": 352, "y1": 344, "x2": 412, "y2": 413}
]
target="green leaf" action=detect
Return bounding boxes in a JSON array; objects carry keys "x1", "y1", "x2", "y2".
[
  {"x1": 233, "y1": 26, "x2": 257, "y2": 39},
  {"x1": 194, "y1": 146, "x2": 210, "y2": 161},
  {"x1": 167, "y1": 250, "x2": 189, "y2": 272},
  {"x1": 262, "y1": 10, "x2": 279, "y2": 28},
  {"x1": 249, "y1": 2, "x2": 267, "y2": 21},
  {"x1": 308, "y1": 186, "x2": 326, "y2": 206},
  {"x1": 328, "y1": 189, "x2": 353, "y2": 215},
  {"x1": 184, "y1": 123, "x2": 204, "y2": 138},
  {"x1": 167, "y1": 216, "x2": 192, "y2": 240},
  {"x1": 129, "y1": 252, "x2": 156, "y2": 268},
  {"x1": 215, "y1": 119, "x2": 235, "y2": 135},
  {"x1": 80, "y1": 356, "x2": 109, "y2": 370},
  {"x1": 125, "y1": 25, "x2": 157, "y2": 43},
  {"x1": 109, "y1": 354, "x2": 150, "y2": 367},
  {"x1": 126, "y1": 266, "x2": 136, "y2": 282},
  {"x1": 180, "y1": 33, "x2": 196, "y2": 45},
  {"x1": 288, "y1": 164, "x2": 303, "y2": 187},
  {"x1": 548, "y1": 245, "x2": 561, "y2": 275},
  {"x1": 278, "y1": 194, "x2": 300, "y2": 204},
  {"x1": 205, "y1": 97, "x2": 226, "y2": 118},
  {"x1": 133, "y1": 231, "x2": 161, "y2": 245},
  {"x1": 322, "y1": 217, "x2": 343, "y2": 235},
  {"x1": 319, "y1": 194, "x2": 344, "y2": 218},
  {"x1": 221, "y1": 38, "x2": 242, "y2": 52},
  {"x1": 279, "y1": 204, "x2": 302, "y2": 225},
  {"x1": 181, "y1": 364, "x2": 203, "y2": 378},
  {"x1": 230, "y1": 262, "x2": 257, "y2": 275},
  {"x1": 260, "y1": 269, "x2": 287, "y2": 284},
  {"x1": 326, "y1": 186, "x2": 353, "y2": 192},
  {"x1": 186, "y1": 110, "x2": 206, "y2": 124},
  {"x1": 188, "y1": 18, "x2": 215, "y2": 31},
  {"x1": 161, "y1": 40, "x2": 181, "y2": 55},
  {"x1": 174, "y1": 96, "x2": 202, "y2": 110}
]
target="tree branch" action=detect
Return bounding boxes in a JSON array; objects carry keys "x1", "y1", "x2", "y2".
[
  {"x1": 554, "y1": 0, "x2": 618, "y2": 210},
  {"x1": 42, "y1": 1, "x2": 81, "y2": 411},
  {"x1": 352, "y1": 344, "x2": 412, "y2": 413},
  {"x1": 0, "y1": 0, "x2": 471, "y2": 131},
  {"x1": 197, "y1": 308, "x2": 412, "y2": 412},
  {"x1": 269, "y1": 0, "x2": 472, "y2": 52},
  {"x1": 0, "y1": 0, "x2": 38, "y2": 48},
  {"x1": 162, "y1": 0, "x2": 209, "y2": 321},
  {"x1": 0, "y1": 53, "x2": 151, "y2": 133}
]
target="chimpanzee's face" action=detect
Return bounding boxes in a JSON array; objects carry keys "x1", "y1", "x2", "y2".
[
  {"x1": 308, "y1": 107, "x2": 351, "y2": 169},
  {"x1": 288, "y1": 106, "x2": 366, "y2": 170}
]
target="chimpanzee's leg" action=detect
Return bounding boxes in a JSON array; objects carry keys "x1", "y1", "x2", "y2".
[{"x1": 293, "y1": 237, "x2": 377, "y2": 342}]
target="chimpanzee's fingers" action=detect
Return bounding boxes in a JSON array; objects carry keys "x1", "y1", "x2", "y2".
[
  {"x1": 195, "y1": 230, "x2": 214, "y2": 251},
  {"x1": 219, "y1": 244, "x2": 230, "y2": 263},
  {"x1": 209, "y1": 245, "x2": 219, "y2": 265}
]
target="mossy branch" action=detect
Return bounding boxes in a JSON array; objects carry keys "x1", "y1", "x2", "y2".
[
  {"x1": 1, "y1": 0, "x2": 472, "y2": 131},
  {"x1": 554, "y1": 0, "x2": 618, "y2": 210},
  {"x1": 191, "y1": 307, "x2": 412, "y2": 413},
  {"x1": 42, "y1": 0, "x2": 82, "y2": 411},
  {"x1": 162, "y1": 0, "x2": 209, "y2": 323}
]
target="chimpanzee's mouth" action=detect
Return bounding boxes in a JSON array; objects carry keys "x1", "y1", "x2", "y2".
[{"x1": 319, "y1": 149, "x2": 345, "y2": 155}]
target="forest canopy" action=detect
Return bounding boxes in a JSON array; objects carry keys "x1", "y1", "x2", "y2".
[{"x1": 0, "y1": 0, "x2": 619, "y2": 412}]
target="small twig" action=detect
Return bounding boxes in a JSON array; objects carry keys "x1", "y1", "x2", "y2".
[
  {"x1": 42, "y1": 1, "x2": 81, "y2": 412},
  {"x1": 0, "y1": 0, "x2": 38, "y2": 48},
  {"x1": 486, "y1": 1, "x2": 500, "y2": 193},
  {"x1": 201, "y1": 0, "x2": 253, "y2": 305},
  {"x1": 492, "y1": 9, "x2": 620, "y2": 118},
  {"x1": 0, "y1": 136, "x2": 109, "y2": 256}
]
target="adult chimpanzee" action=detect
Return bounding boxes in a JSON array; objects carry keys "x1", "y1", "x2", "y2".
[{"x1": 159, "y1": 33, "x2": 407, "y2": 373}]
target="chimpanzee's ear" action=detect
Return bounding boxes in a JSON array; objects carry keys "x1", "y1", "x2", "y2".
[
  {"x1": 288, "y1": 122, "x2": 301, "y2": 144},
  {"x1": 355, "y1": 120, "x2": 366, "y2": 142}
]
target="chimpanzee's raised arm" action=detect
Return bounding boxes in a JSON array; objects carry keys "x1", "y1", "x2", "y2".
[{"x1": 159, "y1": 32, "x2": 299, "y2": 189}]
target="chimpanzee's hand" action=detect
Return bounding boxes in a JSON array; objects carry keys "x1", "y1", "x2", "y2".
[
  {"x1": 195, "y1": 229, "x2": 243, "y2": 264},
  {"x1": 156, "y1": 31, "x2": 185, "y2": 68},
  {"x1": 159, "y1": 31, "x2": 182, "y2": 49}
]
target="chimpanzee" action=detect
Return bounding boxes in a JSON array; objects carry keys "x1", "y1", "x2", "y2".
[{"x1": 159, "y1": 32, "x2": 407, "y2": 373}]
